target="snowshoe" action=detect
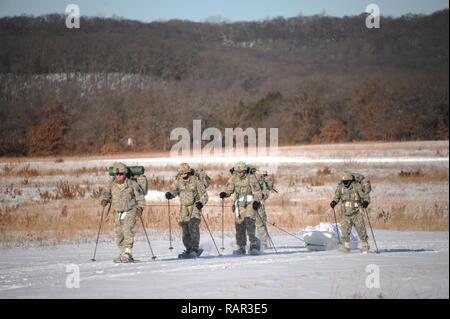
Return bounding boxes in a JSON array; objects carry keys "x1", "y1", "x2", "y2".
[
  {"x1": 193, "y1": 248, "x2": 204, "y2": 257},
  {"x1": 113, "y1": 253, "x2": 134, "y2": 263},
  {"x1": 338, "y1": 242, "x2": 351, "y2": 253},
  {"x1": 183, "y1": 248, "x2": 204, "y2": 259},
  {"x1": 178, "y1": 250, "x2": 192, "y2": 259},
  {"x1": 232, "y1": 247, "x2": 246, "y2": 256},
  {"x1": 360, "y1": 242, "x2": 370, "y2": 254},
  {"x1": 361, "y1": 249, "x2": 369, "y2": 254}
]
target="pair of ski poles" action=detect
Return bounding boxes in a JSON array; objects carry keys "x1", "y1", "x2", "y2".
[
  {"x1": 92, "y1": 200, "x2": 379, "y2": 260},
  {"x1": 219, "y1": 198, "x2": 279, "y2": 254},
  {"x1": 91, "y1": 203, "x2": 157, "y2": 261},
  {"x1": 167, "y1": 198, "x2": 222, "y2": 256},
  {"x1": 331, "y1": 206, "x2": 379, "y2": 254},
  {"x1": 167, "y1": 198, "x2": 278, "y2": 255}
]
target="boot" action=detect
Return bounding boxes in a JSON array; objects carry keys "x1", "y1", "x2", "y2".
[
  {"x1": 192, "y1": 248, "x2": 204, "y2": 257},
  {"x1": 113, "y1": 252, "x2": 134, "y2": 263},
  {"x1": 361, "y1": 241, "x2": 370, "y2": 254},
  {"x1": 232, "y1": 247, "x2": 246, "y2": 256},
  {"x1": 249, "y1": 243, "x2": 260, "y2": 255},
  {"x1": 340, "y1": 241, "x2": 350, "y2": 253},
  {"x1": 178, "y1": 249, "x2": 192, "y2": 259}
]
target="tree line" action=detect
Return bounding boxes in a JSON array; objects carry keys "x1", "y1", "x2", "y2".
[{"x1": 0, "y1": 10, "x2": 448, "y2": 156}]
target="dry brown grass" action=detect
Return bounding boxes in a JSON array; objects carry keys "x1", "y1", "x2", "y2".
[
  {"x1": 0, "y1": 144, "x2": 448, "y2": 246},
  {"x1": 0, "y1": 163, "x2": 105, "y2": 178},
  {"x1": 0, "y1": 200, "x2": 103, "y2": 246},
  {"x1": 368, "y1": 203, "x2": 448, "y2": 231},
  {"x1": 1, "y1": 197, "x2": 446, "y2": 246},
  {"x1": 371, "y1": 169, "x2": 448, "y2": 184},
  {"x1": 1, "y1": 164, "x2": 39, "y2": 177},
  {"x1": 36, "y1": 180, "x2": 91, "y2": 202}
]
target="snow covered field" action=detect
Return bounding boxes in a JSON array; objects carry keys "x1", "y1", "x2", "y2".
[
  {"x1": 0, "y1": 230, "x2": 448, "y2": 299},
  {"x1": 0, "y1": 141, "x2": 448, "y2": 298}
]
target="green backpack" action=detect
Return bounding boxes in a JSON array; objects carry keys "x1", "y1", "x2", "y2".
[{"x1": 108, "y1": 165, "x2": 148, "y2": 195}]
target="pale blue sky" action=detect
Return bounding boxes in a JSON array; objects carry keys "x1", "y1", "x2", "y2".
[{"x1": 0, "y1": 0, "x2": 448, "y2": 22}]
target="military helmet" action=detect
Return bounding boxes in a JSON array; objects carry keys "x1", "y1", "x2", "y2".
[
  {"x1": 233, "y1": 161, "x2": 247, "y2": 173},
  {"x1": 340, "y1": 171, "x2": 353, "y2": 182},
  {"x1": 177, "y1": 163, "x2": 191, "y2": 175},
  {"x1": 112, "y1": 162, "x2": 128, "y2": 174}
]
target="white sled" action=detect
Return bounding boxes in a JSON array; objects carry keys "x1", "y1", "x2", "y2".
[{"x1": 302, "y1": 230, "x2": 339, "y2": 251}]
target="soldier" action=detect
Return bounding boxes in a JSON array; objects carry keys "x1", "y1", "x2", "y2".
[
  {"x1": 330, "y1": 171, "x2": 371, "y2": 254},
  {"x1": 101, "y1": 162, "x2": 145, "y2": 263},
  {"x1": 165, "y1": 163, "x2": 208, "y2": 259},
  {"x1": 254, "y1": 169, "x2": 271, "y2": 250},
  {"x1": 220, "y1": 161, "x2": 263, "y2": 255}
]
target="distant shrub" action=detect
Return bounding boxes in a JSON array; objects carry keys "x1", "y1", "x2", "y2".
[
  {"x1": 100, "y1": 143, "x2": 121, "y2": 154},
  {"x1": 398, "y1": 169, "x2": 423, "y2": 177}
]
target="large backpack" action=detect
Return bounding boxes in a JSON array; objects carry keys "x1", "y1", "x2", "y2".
[
  {"x1": 108, "y1": 165, "x2": 148, "y2": 195},
  {"x1": 352, "y1": 173, "x2": 372, "y2": 196},
  {"x1": 190, "y1": 168, "x2": 212, "y2": 189},
  {"x1": 229, "y1": 165, "x2": 276, "y2": 194}
]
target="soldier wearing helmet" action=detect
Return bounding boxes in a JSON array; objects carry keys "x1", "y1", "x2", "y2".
[
  {"x1": 220, "y1": 162, "x2": 263, "y2": 255},
  {"x1": 101, "y1": 162, "x2": 145, "y2": 263},
  {"x1": 165, "y1": 163, "x2": 208, "y2": 258},
  {"x1": 330, "y1": 171, "x2": 371, "y2": 253}
]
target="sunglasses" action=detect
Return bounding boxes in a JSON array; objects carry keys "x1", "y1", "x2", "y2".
[{"x1": 115, "y1": 172, "x2": 125, "y2": 176}]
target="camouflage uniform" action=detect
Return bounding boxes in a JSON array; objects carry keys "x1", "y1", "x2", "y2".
[
  {"x1": 254, "y1": 170, "x2": 272, "y2": 248},
  {"x1": 332, "y1": 171, "x2": 370, "y2": 252},
  {"x1": 223, "y1": 162, "x2": 263, "y2": 254},
  {"x1": 168, "y1": 163, "x2": 208, "y2": 255},
  {"x1": 102, "y1": 163, "x2": 145, "y2": 261}
]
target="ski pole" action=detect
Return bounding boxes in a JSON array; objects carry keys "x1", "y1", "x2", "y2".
[
  {"x1": 363, "y1": 207, "x2": 379, "y2": 254},
  {"x1": 332, "y1": 206, "x2": 342, "y2": 244},
  {"x1": 167, "y1": 199, "x2": 173, "y2": 250},
  {"x1": 268, "y1": 222, "x2": 306, "y2": 243},
  {"x1": 254, "y1": 207, "x2": 278, "y2": 254},
  {"x1": 198, "y1": 209, "x2": 222, "y2": 256},
  {"x1": 221, "y1": 198, "x2": 225, "y2": 250},
  {"x1": 91, "y1": 203, "x2": 111, "y2": 261},
  {"x1": 268, "y1": 222, "x2": 326, "y2": 248},
  {"x1": 139, "y1": 214, "x2": 157, "y2": 260}
]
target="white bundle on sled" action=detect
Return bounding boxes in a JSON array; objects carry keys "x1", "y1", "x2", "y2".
[{"x1": 300, "y1": 222, "x2": 359, "y2": 251}]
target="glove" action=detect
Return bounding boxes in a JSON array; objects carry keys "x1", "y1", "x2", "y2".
[
  {"x1": 252, "y1": 201, "x2": 261, "y2": 210},
  {"x1": 195, "y1": 202, "x2": 203, "y2": 210},
  {"x1": 136, "y1": 207, "x2": 143, "y2": 218},
  {"x1": 330, "y1": 200, "x2": 338, "y2": 209},
  {"x1": 219, "y1": 192, "x2": 227, "y2": 199},
  {"x1": 165, "y1": 192, "x2": 174, "y2": 200},
  {"x1": 101, "y1": 199, "x2": 109, "y2": 207},
  {"x1": 361, "y1": 200, "x2": 369, "y2": 208}
]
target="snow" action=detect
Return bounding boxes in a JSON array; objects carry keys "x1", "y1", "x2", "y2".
[
  {"x1": 0, "y1": 141, "x2": 447, "y2": 172},
  {"x1": 0, "y1": 229, "x2": 448, "y2": 298},
  {"x1": 144, "y1": 190, "x2": 166, "y2": 202}
]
